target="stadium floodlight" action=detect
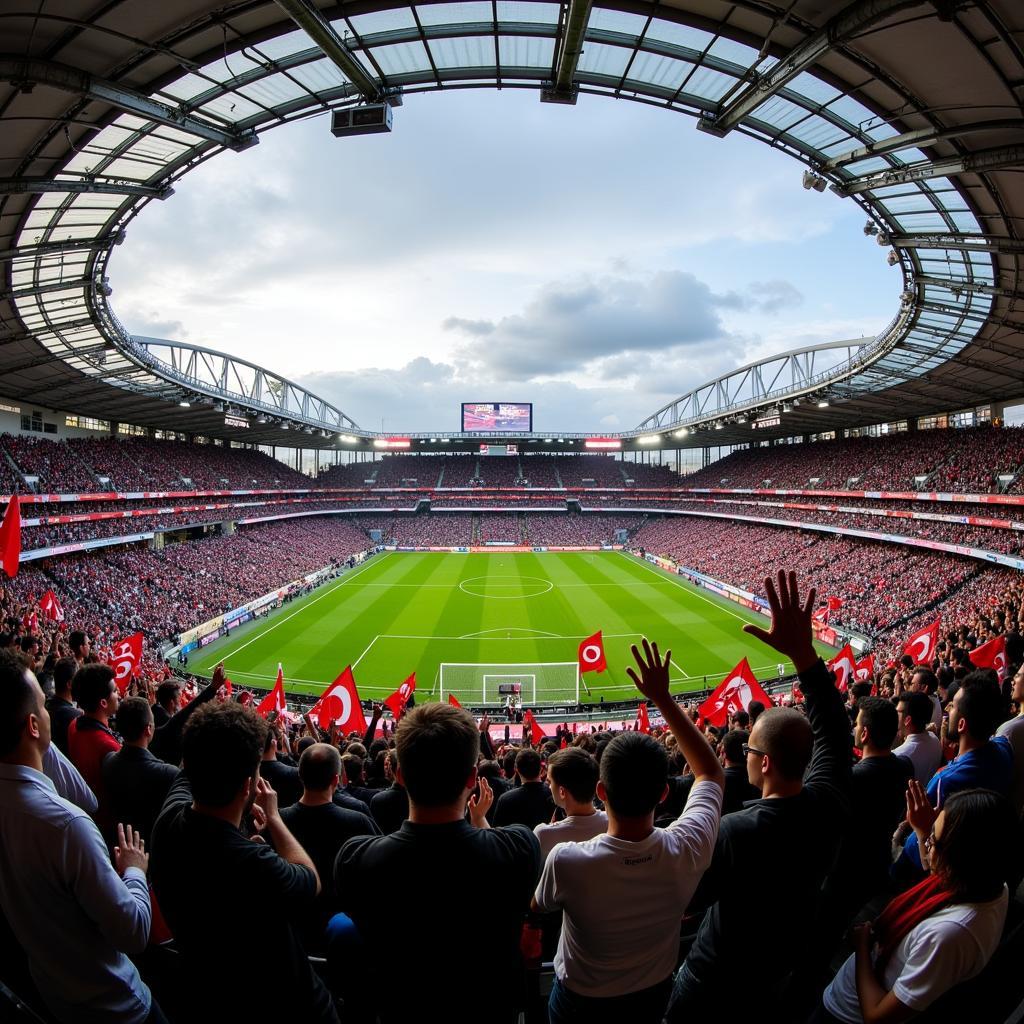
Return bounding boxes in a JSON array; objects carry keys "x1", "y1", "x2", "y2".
[
  {"x1": 714, "y1": 422, "x2": 724, "y2": 430},
  {"x1": 178, "y1": 400, "x2": 190, "y2": 408},
  {"x1": 736, "y1": 414, "x2": 748, "y2": 423},
  {"x1": 817, "y1": 397, "x2": 830, "y2": 407},
  {"x1": 638, "y1": 435, "x2": 659, "y2": 444},
  {"x1": 338, "y1": 433, "x2": 357, "y2": 443},
  {"x1": 863, "y1": 221, "x2": 879, "y2": 236},
  {"x1": 674, "y1": 427, "x2": 689, "y2": 438},
  {"x1": 876, "y1": 231, "x2": 891, "y2": 246},
  {"x1": 256, "y1": 414, "x2": 268, "y2": 424},
  {"x1": 281, "y1": 421, "x2": 290, "y2": 430},
  {"x1": 801, "y1": 170, "x2": 828, "y2": 192},
  {"x1": 543, "y1": 438, "x2": 553, "y2": 443},
  {"x1": 782, "y1": 402, "x2": 792, "y2": 412},
  {"x1": 440, "y1": 438, "x2": 450, "y2": 444},
  {"x1": 213, "y1": 401, "x2": 224, "y2": 412},
  {"x1": 887, "y1": 250, "x2": 900, "y2": 266}
]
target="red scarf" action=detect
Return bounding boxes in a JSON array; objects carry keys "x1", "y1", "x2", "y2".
[{"x1": 873, "y1": 873, "x2": 956, "y2": 971}]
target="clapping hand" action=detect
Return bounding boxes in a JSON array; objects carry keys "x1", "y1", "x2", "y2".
[
  {"x1": 114, "y1": 823, "x2": 148, "y2": 875},
  {"x1": 468, "y1": 777, "x2": 493, "y2": 828},
  {"x1": 905, "y1": 778, "x2": 937, "y2": 840},
  {"x1": 742, "y1": 570, "x2": 818, "y2": 673}
]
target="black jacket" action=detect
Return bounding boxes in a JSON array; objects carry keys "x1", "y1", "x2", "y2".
[
  {"x1": 102, "y1": 744, "x2": 179, "y2": 844},
  {"x1": 492, "y1": 780, "x2": 556, "y2": 830},
  {"x1": 369, "y1": 785, "x2": 409, "y2": 835}
]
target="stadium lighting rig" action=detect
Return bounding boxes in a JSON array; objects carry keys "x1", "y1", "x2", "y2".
[{"x1": 801, "y1": 170, "x2": 828, "y2": 192}]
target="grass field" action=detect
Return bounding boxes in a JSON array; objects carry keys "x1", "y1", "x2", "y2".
[{"x1": 189, "y1": 551, "x2": 831, "y2": 703}]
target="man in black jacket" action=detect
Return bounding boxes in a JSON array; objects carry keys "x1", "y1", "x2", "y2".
[
  {"x1": 369, "y1": 749, "x2": 409, "y2": 834},
  {"x1": 666, "y1": 570, "x2": 851, "y2": 1022},
  {"x1": 44, "y1": 657, "x2": 80, "y2": 756},
  {"x1": 102, "y1": 697, "x2": 178, "y2": 844},
  {"x1": 492, "y1": 748, "x2": 556, "y2": 830}
]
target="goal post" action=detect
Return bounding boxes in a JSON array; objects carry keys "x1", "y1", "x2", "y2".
[{"x1": 440, "y1": 662, "x2": 580, "y2": 706}]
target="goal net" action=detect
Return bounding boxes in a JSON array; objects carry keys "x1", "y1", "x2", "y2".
[{"x1": 439, "y1": 662, "x2": 580, "y2": 706}]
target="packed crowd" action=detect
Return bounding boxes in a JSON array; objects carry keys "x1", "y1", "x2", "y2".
[{"x1": 1, "y1": 566, "x2": 1020, "y2": 1024}]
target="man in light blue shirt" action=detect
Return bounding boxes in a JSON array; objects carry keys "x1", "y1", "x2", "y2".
[{"x1": 0, "y1": 650, "x2": 162, "y2": 1024}]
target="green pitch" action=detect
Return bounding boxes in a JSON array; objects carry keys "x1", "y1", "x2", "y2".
[{"x1": 188, "y1": 551, "x2": 832, "y2": 702}]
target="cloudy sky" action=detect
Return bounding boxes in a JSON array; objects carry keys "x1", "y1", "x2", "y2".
[{"x1": 110, "y1": 88, "x2": 898, "y2": 433}]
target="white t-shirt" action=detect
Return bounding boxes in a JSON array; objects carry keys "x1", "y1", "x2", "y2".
[
  {"x1": 892, "y1": 731, "x2": 942, "y2": 786},
  {"x1": 534, "y1": 778, "x2": 722, "y2": 998},
  {"x1": 534, "y1": 811, "x2": 609, "y2": 862},
  {"x1": 823, "y1": 888, "x2": 1008, "y2": 1022},
  {"x1": 996, "y1": 715, "x2": 1024, "y2": 816}
]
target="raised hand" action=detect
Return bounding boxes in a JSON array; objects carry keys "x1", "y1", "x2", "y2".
[
  {"x1": 468, "y1": 776, "x2": 493, "y2": 828},
  {"x1": 114, "y1": 823, "x2": 148, "y2": 875},
  {"x1": 742, "y1": 570, "x2": 818, "y2": 673},
  {"x1": 626, "y1": 638, "x2": 672, "y2": 705},
  {"x1": 905, "y1": 778, "x2": 937, "y2": 839},
  {"x1": 253, "y1": 775, "x2": 280, "y2": 823}
]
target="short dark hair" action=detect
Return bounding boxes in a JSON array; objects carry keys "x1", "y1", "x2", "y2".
[
  {"x1": 747, "y1": 700, "x2": 766, "y2": 725},
  {"x1": 856, "y1": 696, "x2": 899, "y2": 749},
  {"x1": 71, "y1": 664, "x2": 116, "y2": 713},
  {"x1": 937, "y1": 789, "x2": 1019, "y2": 901},
  {"x1": 68, "y1": 630, "x2": 88, "y2": 654},
  {"x1": 116, "y1": 697, "x2": 154, "y2": 742},
  {"x1": 395, "y1": 704, "x2": 479, "y2": 806},
  {"x1": 299, "y1": 743, "x2": 341, "y2": 791},
  {"x1": 20, "y1": 635, "x2": 37, "y2": 653},
  {"x1": 721, "y1": 729, "x2": 748, "y2": 765},
  {"x1": 599, "y1": 732, "x2": 667, "y2": 817},
  {"x1": 52, "y1": 657, "x2": 77, "y2": 694},
  {"x1": 182, "y1": 703, "x2": 268, "y2": 806},
  {"x1": 0, "y1": 650, "x2": 39, "y2": 757},
  {"x1": 957, "y1": 672, "x2": 1003, "y2": 741},
  {"x1": 754, "y1": 707, "x2": 813, "y2": 781},
  {"x1": 341, "y1": 753, "x2": 364, "y2": 784},
  {"x1": 896, "y1": 691, "x2": 932, "y2": 732},
  {"x1": 514, "y1": 748, "x2": 542, "y2": 781},
  {"x1": 730, "y1": 710, "x2": 750, "y2": 729},
  {"x1": 547, "y1": 748, "x2": 598, "y2": 803},
  {"x1": 155, "y1": 681, "x2": 180, "y2": 709},
  {"x1": 850, "y1": 681, "x2": 873, "y2": 703},
  {"x1": 911, "y1": 668, "x2": 938, "y2": 693}
]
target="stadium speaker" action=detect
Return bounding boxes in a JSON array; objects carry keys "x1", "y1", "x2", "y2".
[{"x1": 331, "y1": 105, "x2": 393, "y2": 137}]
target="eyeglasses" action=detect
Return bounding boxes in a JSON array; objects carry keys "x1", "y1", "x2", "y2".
[
  {"x1": 923, "y1": 829, "x2": 943, "y2": 854},
  {"x1": 742, "y1": 744, "x2": 767, "y2": 758}
]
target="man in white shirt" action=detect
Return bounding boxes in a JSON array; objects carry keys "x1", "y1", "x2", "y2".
[
  {"x1": 0, "y1": 649, "x2": 159, "y2": 1024},
  {"x1": 996, "y1": 664, "x2": 1024, "y2": 816},
  {"x1": 534, "y1": 747, "x2": 607, "y2": 861},
  {"x1": 533, "y1": 639, "x2": 723, "y2": 1022},
  {"x1": 893, "y1": 691, "x2": 943, "y2": 785}
]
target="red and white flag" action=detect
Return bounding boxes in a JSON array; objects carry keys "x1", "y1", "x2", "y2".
[
  {"x1": 40, "y1": 589, "x2": 64, "y2": 623},
  {"x1": 109, "y1": 632, "x2": 143, "y2": 694},
  {"x1": 21, "y1": 610, "x2": 37, "y2": 633},
  {"x1": 309, "y1": 666, "x2": 368, "y2": 733},
  {"x1": 523, "y1": 709, "x2": 545, "y2": 745},
  {"x1": 0, "y1": 496, "x2": 20, "y2": 578},
  {"x1": 854, "y1": 654, "x2": 876, "y2": 683},
  {"x1": 637, "y1": 703, "x2": 652, "y2": 734},
  {"x1": 255, "y1": 664, "x2": 287, "y2": 719},
  {"x1": 827, "y1": 596, "x2": 844, "y2": 611},
  {"x1": 971, "y1": 635, "x2": 1008, "y2": 679},
  {"x1": 578, "y1": 631, "x2": 607, "y2": 674},
  {"x1": 828, "y1": 644, "x2": 857, "y2": 693},
  {"x1": 903, "y1": 619, "x2": 940, "y2": 665},
  {"x1": 383, "y1": 672, "x2": 416, "y2": 721},
  {"x1": 812, "y1": 607, "x2": 830, "y2": 627},
  {"x1": 447, "y1": 693, "x2": 462, "y2": 708},
  {"x1": 698, "y1": 659, "x2": 774, "y2": 728}
]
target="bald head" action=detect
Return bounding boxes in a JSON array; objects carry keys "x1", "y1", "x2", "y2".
[
  {"x1": 750, "y1": 707, "x2": 813, "y2": 782},
  {"x1": 299, "y1": 742, "x2": 342, "y2": 792}
]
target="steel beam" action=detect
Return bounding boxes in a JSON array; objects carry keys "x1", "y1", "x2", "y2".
[
  {"x1": 541, "y1": 0, "x2": 593, "y2": 104},
  {"x1": 698, "y1": 0, "x2": 922, "y2": 137},
  {"x1": 0, "y1": 231, "x2": 125, "y2": 262},
  {"x1": 0, "y1": 177, "x2": 173, "y2": 199},
  {"x1": 916, "y1": 274, "x2": 1020, "y2": 300},
  {"x1": 833, "y1": 145, "x2": 1024, "y2": 196},
  {"x1": 0, "y1": 57, "x2": 258, "y2": 152},
  {"x1": 0, "y1": 277, "x2": 98, "y2": 301},
  {"x1": 891, "y1": 233, "x2": 1024, "y2": 254},
  {"x1": 273, "y1": 0, "x2": 381, "y2": 101}
]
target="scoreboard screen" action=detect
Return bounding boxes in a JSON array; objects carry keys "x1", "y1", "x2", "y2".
[{"x1": 461, "y1": 402, "x2": 532, "y2": 432}]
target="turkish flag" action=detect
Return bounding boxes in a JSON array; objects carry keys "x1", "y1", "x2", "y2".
[
  {"x1": 109, "y1": 632, "x2": 143, "y2": 694},
  {"x1": 0, "y1": 496, "x2": 20, "y2": 578},
  {"x1": 309, "y1": 666, "x2": 368, "y2": 733},
  {"x1": 40, "y1": 589, "x2": 64, "y2": 622},
  {"x1": 637, "y1": 703, "x2": 652, "y2": 734},
  {"x1": 447, "y1": 693, "x2": 462, "y2": 708},
  {"x1": 971, "y1": 635, "x2": 1008, "y2": 679},
  {"x1": 812, "y1": 607, "x2": 830, "y2": 627},
  {"x1": 523, "y1": 709, "x2": 545, "y2": 745},
  {"x1": 578, "y1": 631, "x2": 607, "y2": 674},
  {"x1": 827, "y1": 596, "x2": 844, "y2": 611},
  {"x1": 903, "y1": 619, "x2": 940, "y2": 665},
  {"x1": 383, "y1": 672, "x2": 416, "y2": 721},
  {"x1": 698, "y1": 659, "x2": 774, "y2": 728},
  {"x1": 828, "y1": 645, "x2": 857, "y2": 693},
  {"x1": 256, "y1": 665, "x2": 287, "y2": 718},
  {"x1": 854, "y1": 654, "x2": 876, "y2": 683}
]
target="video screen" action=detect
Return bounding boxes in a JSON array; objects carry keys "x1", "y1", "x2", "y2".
[{"x1": 461, "y1": 402, "x2": 532, "y2": 432}]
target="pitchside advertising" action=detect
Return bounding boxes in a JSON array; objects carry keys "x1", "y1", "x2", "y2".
[{"x1": 461, "y1": 402, "x2": 532, "y2": 432}]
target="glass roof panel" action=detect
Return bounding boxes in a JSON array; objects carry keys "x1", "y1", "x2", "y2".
[
  {"x1": 369, "y1": 40, "x2": 431, "y2": 76},
  {"x1": 499, "y1": 35, "x2": 556, "y2": 68},
  {"x1": 253, "y1": 28, "x2": 315, "y2": 60},
  {"x1": 496, "y1": 2, "x2": 560, "y2": 24},
  {"x1": 159, "y1": 74, "x2": 213, "y2": 102},
  {"x1": 627, "y1": 51, "x2": 694, "y2": 91},
  {"x1": 588, "y1": 8, "x2": 647, "y2": 35},
  {"x1": 427, "y1": 35, "x2": 494, "y2": 67},
  {"x1": 787, "y1": 72, "x2": 842, "y2": 107},
  {"x1": 345, "y1": 9, "x2": 418, "y2": 35},
  {"x1": 417, "y1": 2, "x2": 493, "y2": 26},
  {"x1": 824, "y1": 95, "x2": 881, "y2": 133},
  {"x1": 238, "y1": 75, "x2": 313, "y2": 108},
  {"x1": 287, "y1": 57, "x2": 352, "y2": 91},
  {"x1": 893, "y1": 212, "x2": 954, "y2": 232},
  {"x1": 843, "y1": 157, "x2": 891, "y2": 175},
  {"x1": 577, "y1": 41, "x2": 631, "y2": 78},
  {"x1": 646, "y1": 19, "x2": 714, "y2": 53},
  {"x1": 685, "y1": 65, "x2": 737, "y2": 102},
  {"x1": 752, "y1": 96, "x2": 810, "y2": 133},
  {"x1": 783, "y1": 116, "x2": 853, "y2": 151},
  {"x1": 197, "y1": 92, "x2": 267, "y2": 122}
]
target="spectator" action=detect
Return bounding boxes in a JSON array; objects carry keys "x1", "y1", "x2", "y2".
[
  {"x1": 369, "y1": 748, "x2": 409, "y2": 834},
  {"x1": 45, "y1": 656, "x2": 81, "y2": 755},
  {"x1": 995, "y1": 663, "x2": 1024, "y2": 815},
  {"x1": 335, "y1": 703, "x2": 540, "y2": 1023},
  {"x1": 150, "y1": 702, "x2": 337, "y2": 1022},
  {"x1": 908, "y1": 668, "x2": 943, "y2": 733},
  {"x1": 339, "y1": 753, "x2": 377, "y2": 806},
  {"x1": 67, "y1": 664, "x2": 121, "y2": 833},
  {"x1": 260, "y1": 725, "x2": 302, "y2": 808},
  {"x1": 534, "y1": 640, "x2": 723, "y2": 1022},
  {"x1": 533, "y1": 747, "x2": 607, "y2": 861},
  {"x1": 0, "y1": 649, "x2": 158, "y2": 1024},
  {"x1": 493, "y1": 748, "x2": 556, "y2": 830},
  {"x1": 152, "y1": 681, "x2": 180, "y2": 729},
  {"x1": 718, "y1": 728, "x2": 762, "y2": 814},
  {"x1": 68, "y1": 630, "x2": 90, "y2": 666},
  {"x1": 893, "y1": 692, "x2": 942, "y2": 785}
]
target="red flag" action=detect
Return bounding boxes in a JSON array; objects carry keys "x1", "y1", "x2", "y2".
[
  {"x1": 812, "y1": 607, "x2": 830, "y2": 627},
  {"x1": 255, "y1": 665, "x2": 287, "y2": 718},
  {"x1": 223, "y1": 678, "x2": 233, "y2": 697},
  {"x1": 22, "y1": 610, "x2": 37, "y2": 633},
  {"x1": 309, "y1": 666, "x2": 367, "y2": 733},
  {"x1": 578, "y1": 631, "x2": 607, "y2": 674},
  {"x1": 637, "y1": 703, "x2": 652, "y2": 734},
  {"x1": 0, "y1": 497, "x2": 20, "y2": 578},
  {"x1": 698, "y1": 659, "x2": 774, "y2": 729},
  {"x1": 109, "y1": 632, "x2": 143, "y2": 694},
  {"x1": 971, "y1": 635, "x2": 1008, "y2": 679},
  {"x1": 559, "y1": 736, "x2": 568, "y2": 749},
  {"x1": 903, "y1": 619, "x2": 940, "y2": 665},
  {"x1": 854, "y1": 654, "x2": 875, "y2": 683},
  {"x1": 447, "y1": 693, "x2": 462, "y2": 708},
  {"x1": 828, "y1": 644, "x2": 857, "y2": 693},
  {"x1": 40, "y1": 589, "x2": 64, "y2": 622},
  {"x1": 523, "y1": 709, "x2": 545, "y2": 745},
  {"x1": 383, "y1": 672, "x2": 416, "y2": 721},
  {"x1": 827, "y1": 596, "x2": 844, "y2": 611}
]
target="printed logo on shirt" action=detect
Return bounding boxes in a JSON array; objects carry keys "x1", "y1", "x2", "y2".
[{"x1": 623, "y1": 854, "x2": 654, "y2": 866}]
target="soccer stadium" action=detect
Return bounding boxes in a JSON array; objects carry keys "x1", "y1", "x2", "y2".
[{"x1": 1, "y1": 1, "x2": 1023, "y2": 1022}]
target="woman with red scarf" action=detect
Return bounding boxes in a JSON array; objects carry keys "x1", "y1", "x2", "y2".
[{"x1": 813, "y1": 781, "x2": 1016, "y2": 1023}]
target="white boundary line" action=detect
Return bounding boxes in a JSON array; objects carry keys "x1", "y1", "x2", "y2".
[
  {"x1": 459, "y1": 627, "x2": 562, "y2": 639},
  {"x1": 352, "y1": 634, "x2": 380, "y2": 668},
  {"x1": 215, "y1": 553, "x2": 394, "y2": 663}
]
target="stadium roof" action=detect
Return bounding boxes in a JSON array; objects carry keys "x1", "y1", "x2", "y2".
[{"x1": 1, "y1": 0, "x2": 1021, "y2": 451}]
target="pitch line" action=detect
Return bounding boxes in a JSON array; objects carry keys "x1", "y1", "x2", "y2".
[
  {"x1": 352, "y1": 634, "x2": 380, "y2": 669},
  {"x1": 215, "y1": 553, "x2": 393, "y2": 663}
]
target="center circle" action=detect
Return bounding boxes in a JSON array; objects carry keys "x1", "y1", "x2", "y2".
[{"x1": 459, "y1": 575, "x2": 554, "y2": 599}]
